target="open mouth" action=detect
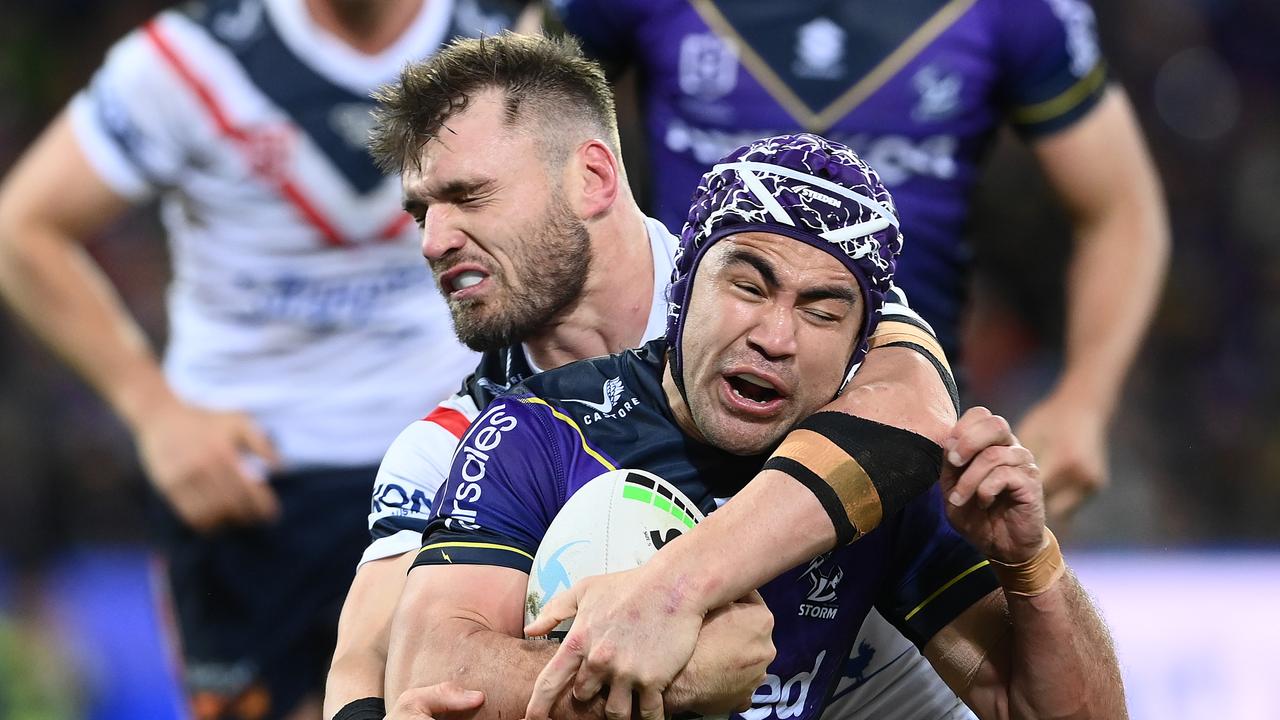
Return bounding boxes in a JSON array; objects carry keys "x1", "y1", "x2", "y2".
[
  {"x1": 438, "y1": 265, "x2": 492, "y2": 298},
  {"x1": 725, "y1": 373, "x2": 783, "y2": 405}
]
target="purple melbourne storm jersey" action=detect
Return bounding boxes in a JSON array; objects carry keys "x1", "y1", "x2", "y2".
[
  {"x1": 554, "y1": 0, "x2": 1109, "y2": 358},
  {"x1": 415, "y1": 340, "x2": 998, "y2": 720}
]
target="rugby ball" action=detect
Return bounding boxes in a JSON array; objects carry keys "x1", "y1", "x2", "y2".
[{"x1": 525, "y1": 468, "x2": 705, "y2": 635}]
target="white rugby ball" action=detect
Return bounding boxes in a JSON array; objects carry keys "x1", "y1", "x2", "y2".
[{"x1": 525, "y1": 468, "x2": 705, "y2": 635}]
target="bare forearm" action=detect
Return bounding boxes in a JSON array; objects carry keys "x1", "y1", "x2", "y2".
[
  {"x1": 0, "y1": 225, "x2": 171, "y2": 426},
  {"x1": 1040, "y1": 89, "x2": 1169, "y2": 415},
  {"x1": 649, "y1": 472, "x2": 830, "y2": 614},
  {"x1": 324, "y1": 554, "x2": 412, "y2": 718},
  {"x1": 1059, "y1": 204, "x2": 1167, "y2": 414},
  {"x1": 650, "y1": 347, "x2": 953, "y2": 612},
  {"x1": 1005, "y1": 572, "x2": 1125, "y2": 718},
  {"x1": 386, "y1": 619, "x2": 600, "y2": 720}
]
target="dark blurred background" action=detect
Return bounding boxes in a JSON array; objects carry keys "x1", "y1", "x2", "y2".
[{"x1": 1, "y1": 1, "x2": 1277, "y2": 718}]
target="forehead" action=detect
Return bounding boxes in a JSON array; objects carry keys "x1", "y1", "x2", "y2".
[
  {"x1": 401, "y1": 91, "x2": 538, "y2": 193},
  {"x1": 706, "y1": 231, "x2": 855, "y2": 286}
]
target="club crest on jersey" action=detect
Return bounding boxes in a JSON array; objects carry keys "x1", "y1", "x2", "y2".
[
  {"x1": 563, "y1": 377, "x2": 641, "y2": 425},
  {"x1": 798, "y1": 552, "x2": 843, "y2": 620},
  {"x1": 679, "y1": 33, "x2": 739, "y2": 101},
  {"x1": 911, "y1": 65, "x2": 963, "y2": 122},
  {"x1": 793, "y1": 18, "x2": 846, "y2": 80},
  {"x1": 244, "y1": 124, "x2": 295, "y2": 182}
]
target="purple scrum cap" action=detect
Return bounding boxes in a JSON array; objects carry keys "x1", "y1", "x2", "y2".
[{"x1": 665, "y1": 132, "x2": 904, "y2": 396}]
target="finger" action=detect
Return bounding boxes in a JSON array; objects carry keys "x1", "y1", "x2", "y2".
[
  {"x1": 636, "y1": 686, "x2": 664, "y2": 720},
  {"x1": 188, "y1": 465, "x2": 247, "y2": 530},
  {"x1": 401, "y1": 682, "x2": 485, "y2": 715},
  {"x1": 604, "y1": 680, "x2": 633, "y2": 720},
  {"x1": 947, "y1": 445, "x2": 1034, "y2": 507},
  {"x1": 525, "y1": 583, "x2": 581, "y2": 637},
  {"x1": 974, "y1": 465, "x2": 1030, "y2": 510},
  {"x1": 525, "y1": 641, "x2": 583, "y2": 720},
  {"x1": 210, "y1": 456, "x2": 268, "y2": 526},
  {"x1": 946, "y1": 406, "x2": 994, "y2": 452},
  {"x1": 237, "y1": 416, "x2": 282, "y2": 471},
  {"x1": 947, "y1": 412, "x2": 1015, "y2": 467},
  {"x1": 573, "y1": 652, "x2": 606, "y2": 703},
  {"x1": 242, "y1": 479, "x2": 281, "y2": 523}
]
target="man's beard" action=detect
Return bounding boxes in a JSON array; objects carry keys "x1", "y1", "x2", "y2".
[{"x1": 441, "y1": 195, "x2": 592, "y2": 352}]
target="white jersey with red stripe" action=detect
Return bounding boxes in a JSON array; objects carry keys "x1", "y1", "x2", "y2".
[
  {"x1": 362, "y1": 216, "x2": 678, "y2": 564},
  {"x1": 66, "y1": 0, "x2": 525, "y2": 469}
]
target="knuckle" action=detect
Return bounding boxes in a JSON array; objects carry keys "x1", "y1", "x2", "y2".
[
  {"x1": 587, "y1": 641, "x2": 615, "y2": 665},
  {"x1": 992, "y1": 414, "x2": 1011, "y2": 435},
  {"x1": 562, "y1": 631, "x2": 588, "y2": 655}
]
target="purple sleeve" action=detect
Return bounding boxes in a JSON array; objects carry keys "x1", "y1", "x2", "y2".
[
  {"x1": 413, "y1": 397, "x2": 568, "y2": 574},
  {"x1": 995, "y1": 0, "x2": 1110, "y2": 137},
  {"x1": 875, "y1": 486, "x2": 1000, "y2": 648}
]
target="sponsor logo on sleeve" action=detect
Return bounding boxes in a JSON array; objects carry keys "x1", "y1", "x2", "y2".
[
  {"x1": 370, "y1": 482, "x2": 433, "y2": 516},
  {"x1": 445, "y1": 402, "x2": 519, "y2": 531}
]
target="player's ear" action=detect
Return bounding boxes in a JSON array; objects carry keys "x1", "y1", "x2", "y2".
[{"x1": 570, "y1": 138, "x2": 620, "y2": 220}]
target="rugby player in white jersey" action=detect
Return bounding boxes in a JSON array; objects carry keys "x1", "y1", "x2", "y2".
[
  {"x1": 327, "y1": 33, "x2": 976, "y2": 720},
  {"x1": 0, "y1": 2, "x2": 535, "y2": 718}
]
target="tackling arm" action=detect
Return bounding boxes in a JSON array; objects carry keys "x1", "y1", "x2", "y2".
[
  {"x1": 324, "y1": 552, "x2": 415, "y2": 719},
  {"x1": 385, "y1": 563, "x2": 771, "y2": 720}
]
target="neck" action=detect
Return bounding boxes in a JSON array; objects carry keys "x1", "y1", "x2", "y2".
[
  {"x1": 305, "y1": 0, "x2": 424, "y2": 54},
  {"x1": 524, "y1": 202, "x2": 656, "y2": 371},
  {"x1": 662, "y1": 357, "x2": 706, "y2": 443}
]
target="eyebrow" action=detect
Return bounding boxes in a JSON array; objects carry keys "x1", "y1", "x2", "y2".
[
  {"x1": 725, "y1": 248, "x2": 858, "y2": 305},
  {"x1": 403, "y1": 177, "x2": 497, "y2": 211}
]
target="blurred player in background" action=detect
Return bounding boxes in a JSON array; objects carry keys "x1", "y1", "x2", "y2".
[
  {"x1": 0, "y1": 1, "x2": 533, "y2": 718},
  {"x1": 550, "y1": 0, "x2": 1168, "y2": 525},
  {"x1": 327, "y1": 33, "x2": 958, "y2": 720},
  {"x1": 546, "y1": 1, "x2": 1166, "y2": 715}
]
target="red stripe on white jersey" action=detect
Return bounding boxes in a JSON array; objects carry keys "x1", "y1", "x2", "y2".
[
  {"x1": 424, "y1": 405, "x2": 472, "y2": 440},
  {"x1": 142, "y1": 21, "x2": 405, "y2": 247}
]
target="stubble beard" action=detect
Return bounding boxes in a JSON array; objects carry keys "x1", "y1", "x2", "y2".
[{"x1": 445, "y1": 195, "x2": 593, "y2": 352}]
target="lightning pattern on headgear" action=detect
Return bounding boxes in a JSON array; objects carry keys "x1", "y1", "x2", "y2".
[{"x1": 665, "y1": 133, "x2": 904, "y2": 394}]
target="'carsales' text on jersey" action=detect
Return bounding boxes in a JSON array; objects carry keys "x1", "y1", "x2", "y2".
[{"x1": 417, "y1": 340, "x2": 997, "y2": 720}]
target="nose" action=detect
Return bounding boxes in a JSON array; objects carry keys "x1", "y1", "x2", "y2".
[
  {"x1": 421, "y1": 205, "x2": 467, "y2": 260},
  {"x1": 745, "y1": 302, "x2": 798, "y2": 362}
]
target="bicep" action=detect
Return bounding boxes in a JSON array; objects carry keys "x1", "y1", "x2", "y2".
[
  {"x1": 335, "y1": 551, "x2": 418, "y2": 661},
  {"x1": 0, "y1": 111, "x2": 131, "y2": 243},
  {"x1": 398, "y1": 563, "x2": 531, "y2": 637},
  {"x1": 385, "y1": 563, "x2": 531, "y2": 697},
  {"x1": 1030, "y1": 87, "x2": 1163, "y2": 226},
  {"x1": 830, "y1": 346, "x2": 955, "y2": 446}
]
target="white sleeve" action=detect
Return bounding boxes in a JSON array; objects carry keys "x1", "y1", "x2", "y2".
[
  {"x1": 359, "y1": 395, "x2": 479, "y2": 566},
  {"x1": 66, "y1": 21, "x2": 189, "y2": 200}
]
